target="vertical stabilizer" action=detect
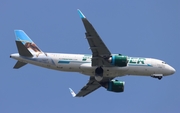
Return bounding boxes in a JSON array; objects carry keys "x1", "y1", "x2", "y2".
[
  {"x1": 15, "y1": 41, "x2": 33, "y2": 57},
  {"x1": 14, "y1": 30, "x2": 43, "y2": 57}
]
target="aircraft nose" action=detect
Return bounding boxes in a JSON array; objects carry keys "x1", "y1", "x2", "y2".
[
  {"x1": 169, "y1": 65, "x2": 176, "y2": 74},
  {"x1": 170, "y1": 67, "x2": 176, "y2": 74}
]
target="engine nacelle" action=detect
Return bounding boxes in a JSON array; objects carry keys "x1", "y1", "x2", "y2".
[
  {"x1": 108, "y1": 54, "x2": 128, "y2": 67},
  {"x1": 107, "y1": 80, "x2": 125, "y2": 92}
]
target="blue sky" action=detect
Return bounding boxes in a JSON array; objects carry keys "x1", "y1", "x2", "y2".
[{"x1": 1, "y1": 0, "x2": 180, "y2": 113}]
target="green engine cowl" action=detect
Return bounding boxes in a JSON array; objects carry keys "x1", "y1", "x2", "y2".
[
  {"x1": 107, "y1": 80, "x2": 125, "y2": 92},
  {"x1": 109, "y1": 54, "x2": 128, "y2": 67}
]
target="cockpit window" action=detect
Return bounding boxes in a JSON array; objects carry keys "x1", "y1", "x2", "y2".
[{"x1": 162, "y1": 62, "x2": 166, "y2": 64}]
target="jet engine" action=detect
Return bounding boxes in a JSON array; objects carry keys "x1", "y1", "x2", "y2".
[
  {"x1": 106, "y1": 80, "x2": 125, "y2": 92},
  {"x1": 108, "y1": 54, "x2": 128, "y2": 67},
  {"x1": 95, "y1": 67, "x2": 103, "y2": 81}
]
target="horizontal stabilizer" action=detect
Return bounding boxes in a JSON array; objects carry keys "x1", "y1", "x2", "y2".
[
  {"x1": 16, "y1": 41, "x2": 33, "y2": 57},
  {"x1": 13, "y1": 61, "x2": 27, "y2": 69}
]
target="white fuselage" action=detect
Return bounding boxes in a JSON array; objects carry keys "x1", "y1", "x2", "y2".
[{"x1": 10, "y1": 53, "x2": 175, "y2": 77}]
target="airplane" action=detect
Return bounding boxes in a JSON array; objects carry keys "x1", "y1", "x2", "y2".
[{"x1": 10, "y1": 9, "x2": 175, "y2": 97}]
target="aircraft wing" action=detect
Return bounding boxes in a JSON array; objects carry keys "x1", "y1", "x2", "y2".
[
  {"x1": 69, "y1": 77, "x2": 113, "y2": 97},
  {"x1": 77, "y1": 9, "x2": 112, "y2": 66}
]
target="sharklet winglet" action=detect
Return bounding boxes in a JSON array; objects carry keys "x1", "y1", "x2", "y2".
[
  {"x1": 69, "y1": 88, "x2": 76, "y2": 97},
  {"x1": 77, "y1": 9, "x2": 86, "y2": 19}
]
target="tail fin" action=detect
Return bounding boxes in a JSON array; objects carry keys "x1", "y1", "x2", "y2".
[{"x1": 14, "y1": 30, "x2": 43, "y2": 57}]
